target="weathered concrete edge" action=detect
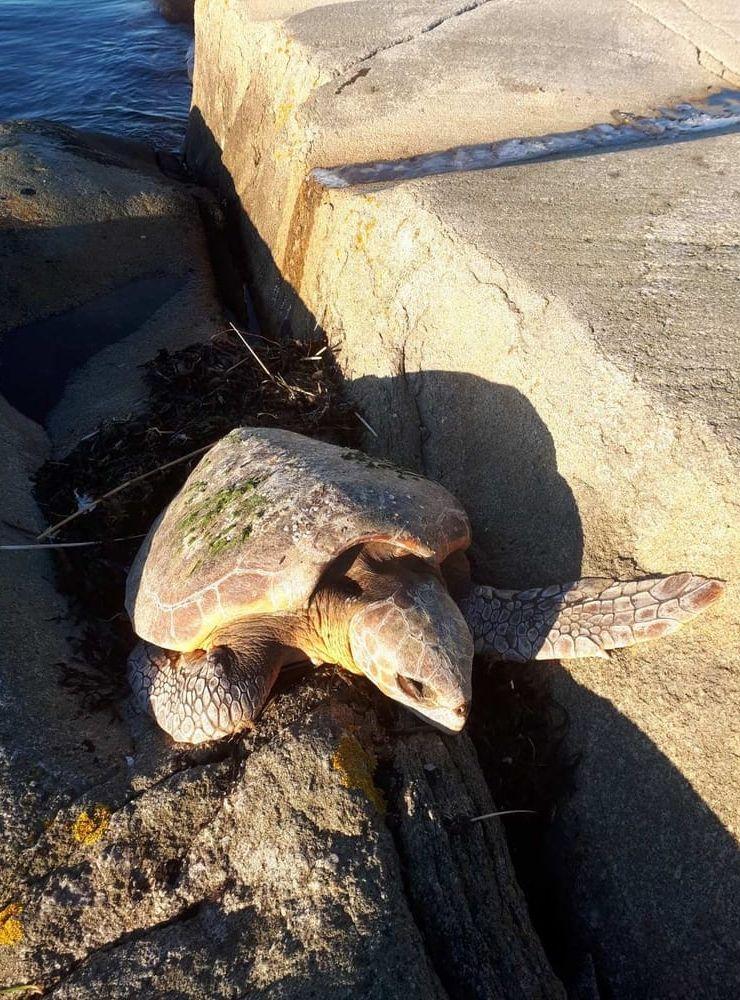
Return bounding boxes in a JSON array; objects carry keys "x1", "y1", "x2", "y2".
[
  {"x1": 291, "y1": 176, "x2": 737, "y2": 556},
  {"x1": 310, "y1": 91, "x2": 740, "y2": 187}
]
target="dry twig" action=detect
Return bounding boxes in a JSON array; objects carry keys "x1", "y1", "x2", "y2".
[
  {"x1": 229, "y1": 321, "x2": 274, "y2": 380},
  {"x1": 469, "y1": 809, "x2": 538, "y2": 823},
  {"x1": 1, "y1": 535, "x2": 145, "y2": 552},
  {"x1": 37, "y1": 444, "x2": 213, "y2": 541}
]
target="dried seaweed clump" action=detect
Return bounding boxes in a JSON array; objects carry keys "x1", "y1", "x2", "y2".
[{"x1": 33, "y1": 329, "x2": 360, "y2": 708}]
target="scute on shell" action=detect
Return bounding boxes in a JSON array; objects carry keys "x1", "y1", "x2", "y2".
[{"x1": 126, "y1": 428, "x2": 471, "y2": 650}]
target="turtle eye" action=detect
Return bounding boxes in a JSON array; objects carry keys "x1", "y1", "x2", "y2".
[{"x1": 396, "y1": 674, "x2": 427, "y2": 702}]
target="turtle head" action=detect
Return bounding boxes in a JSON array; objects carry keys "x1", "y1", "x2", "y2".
[{"x1": 346, "y1": 571, "x2": 473, "y2": 732}]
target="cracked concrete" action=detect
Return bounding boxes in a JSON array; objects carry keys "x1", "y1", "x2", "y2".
[
  {"x1": 350, "y1": 0, "x2": 500, "y2": 67},
  {"x1": 624, "y1": 0, "x2": 740, "y2": 83},
  {"x1": 188, "y1": 0, "x2": 737, "y2": 288},
  {"x1": 186, "y1": 2, "x2": 739, "y2": 996}
]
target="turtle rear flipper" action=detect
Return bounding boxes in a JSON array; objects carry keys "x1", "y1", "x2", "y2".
[{"x1": 462, "y1": 573, "x2": 725, "y2": 662}]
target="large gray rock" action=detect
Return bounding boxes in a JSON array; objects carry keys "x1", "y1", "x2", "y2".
[
  {"x1": 185, "y1": 2, "x2": 740, "y2": 996},
  {"x1": 0, "y1": 121, "x2": 220, "y2": 451},
  {"x1": 0, "y1": 119, "x2": 220, "y2": 958},
  {"x1": 0, "y1": 120, "x2": 221, "y2": 885},
  {"x1": 2, "y1": 678, "x2": 563, "y2": 999},
  {"x1": 153, "y1": 0, "x2": 194, "y2": 26}
]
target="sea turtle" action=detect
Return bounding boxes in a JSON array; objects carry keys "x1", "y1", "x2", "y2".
[{"x1": 126, "y1": 427, "x2": 724, "y2": 744}]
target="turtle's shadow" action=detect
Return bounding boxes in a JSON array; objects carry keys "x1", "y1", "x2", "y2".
[
  {"x1": 186, "y1": 105, "x2": 740, "y2": 997},
  {"x1": 346, "y1": 369, "x2": 583, "y2": 586},
  {"x1": 298, "y1": 376, "x2": 738, "y2": 1000},
  {"x1": 343, "y1": 369, "x2": 739, "y2": 995}
]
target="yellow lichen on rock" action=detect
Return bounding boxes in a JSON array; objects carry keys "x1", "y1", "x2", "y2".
[
  {"x1": 71, "y1": 804, "x2": 110, "y2": 846},
  {"x1": 353, "y1": 217, "x2": 376, "y2": 252},
  {"x1": 0, "y1": 903, "x2": 24, "y2": 947},
  {"x1": 331, "y1": 733, "x2": 386, "y2": 814}
]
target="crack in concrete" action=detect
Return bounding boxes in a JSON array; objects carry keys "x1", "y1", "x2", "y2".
[
  {"x1": 697, "y1": 49, "x2": 733, "y2": 81},
  {"x1": 335, "y1": 66, "x2": 370, "y2": 95},
  {"x1": 469, "y1": 266, "x2": 524, "y2": 322},
  {"x1": 672, "y1": 0, "x2": 737, "y2": 44},
  {"x1": 350, "y1": 0, "x2": 497, "y2": 70},
  {"x1": 623, "y1": 0, "x2": 738, "y2": 82},
  {"x1": 399, "y1": 342, "x2": 428, "y2": 476}
]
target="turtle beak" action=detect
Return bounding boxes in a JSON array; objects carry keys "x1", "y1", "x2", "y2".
[
  {"x1": 394, "y1": 670, "x2": 470, "y2": 731},
  {"x1": 404, "y1": 698, "x2": 470, "y2": 733}
]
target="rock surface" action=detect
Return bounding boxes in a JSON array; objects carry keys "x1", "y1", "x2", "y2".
[
  {"x1": 0, "y1": 121, "x2": 220, "y2": 451},
  {"x1": 186, "y1": 2, "x2": 740, "y2": 996},
  {"x1": 0, "y1": 123, "x2": 560, "y2": 996},
  {"x1": 0, "y1": 120, "x2": 221, "y2": 888},
  {"x1": 2, "y1": 677, "x2": 564, "y2": 999}
]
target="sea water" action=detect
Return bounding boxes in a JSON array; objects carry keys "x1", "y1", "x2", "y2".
[{"x1": 0, "y1": 0, "x2": 192, "y2": 149}]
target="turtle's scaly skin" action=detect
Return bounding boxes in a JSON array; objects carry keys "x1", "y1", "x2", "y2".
[
  {"x1": 349, "y1": 577, "x2": 473, "y2": 730},
  {"x1": 126, "y1": 428, "x2": 470, "y2": 652},
  {"x1": 462, "y1": 573, "x2": 725, "y2": 661},
  {"x1": 128, "y1": 636, "x2": 284, "y2": 744}
]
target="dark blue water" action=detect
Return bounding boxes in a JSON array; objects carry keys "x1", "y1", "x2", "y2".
[{"x1": 0, "y1": 0, "x2": 192, "y2": 149}]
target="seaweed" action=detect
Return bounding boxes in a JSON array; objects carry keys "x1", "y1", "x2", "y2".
[
  {"x1": 179, "y1": 480, "x2": 267, "y2": 559},
  {"x1": 34, "y1": 328, "x2": 361, "y2": 692}
]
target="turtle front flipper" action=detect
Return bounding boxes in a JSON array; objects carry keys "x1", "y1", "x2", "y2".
[
  {"x1": 461, "y1": 573, "x2": 725, "y2": 662},
  {"x1": 128, "y1": 627, "x2": 284, "y2": 744}
]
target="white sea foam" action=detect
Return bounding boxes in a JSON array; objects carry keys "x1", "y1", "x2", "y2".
[{"x1": 311, "y1": 91, "x2": 740, "y2": 189}]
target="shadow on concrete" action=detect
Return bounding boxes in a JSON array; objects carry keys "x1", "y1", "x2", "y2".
[
  {"x1": 545, "y1": 667, "x2": 740, "y2": 999},
  {"x1": 347, "y1": 370, "x2": 583, "y2": 587},
  {"x1": 183, "y1": 105, "x2": 740, "y2": 997}
]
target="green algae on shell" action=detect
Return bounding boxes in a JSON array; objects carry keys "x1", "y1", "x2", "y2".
[{"x1": 179, "y1": 478, "x2": 268, "y2": 573}]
